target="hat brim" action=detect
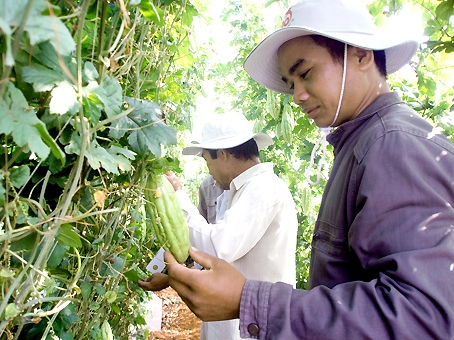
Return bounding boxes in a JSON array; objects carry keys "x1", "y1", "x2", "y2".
[
  {"x1": 244, "y1": 27, "x2": 419, "y2": 95},
  {"x1": 183, "y1": 133, "x2": 274, "y2": 156}
]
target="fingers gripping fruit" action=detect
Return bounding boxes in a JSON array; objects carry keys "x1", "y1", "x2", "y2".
[{"x1": 144, "y1": 174, "x2": 190, "y2": 264}]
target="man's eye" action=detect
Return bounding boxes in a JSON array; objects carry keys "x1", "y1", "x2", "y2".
[{"x1": 301, "y1": 69, "x2": 310, "y2": 79}]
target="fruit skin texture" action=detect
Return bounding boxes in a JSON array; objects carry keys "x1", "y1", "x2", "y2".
[{"x1": 144, "y1": 174, "x2": 190, "y2": 264}]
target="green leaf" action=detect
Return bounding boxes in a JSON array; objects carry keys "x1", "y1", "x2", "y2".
[
  {"x1": 9, "y1": 165, "x2": 30, "y2": 188},
  {"x1": 139, "y1": 0, "x2": 163, "y2": 24},
  {"x1": 86, "y1": 143, "x2": 120, "y2": 174},
  {"x1": 99, "y1": 76, "x2": 122, "y2": 118},
  {"x1": 82, "y1": 92, "x2": 103, "y2": 123},
  {"x1": 435, "y1": 0, "x2": 454, "y2": 21},
  {"x1": 89, "y1": 302, "x2": 100, "y2": 311},
  {"x1": 104, "y1": 291, "x2": 117, "y2": 303},
  {"x1": 95, "y1": 283, "x2": 106, "y2": 296},
  {"x1": 57, "y1": 224, "x2": 82, "y2": 248},
  {"x1": 5, "y1": 303, "x2": 20, "y2": 320},
  {"x1": 0, "y1": 0, "x2": 75, "y2": 56},
  {"x1": 107, "y1": 145, "x2": 136, "y2": 172},
  {"x1": 83, "y1": 61, "x2": 99, "y2": 82},
  {"x1": 123, "y1": 269, "x2": 140, "y2": 283},
  {"x1": 110, "y1": 97, "x2": 177, "y2": 157},
  {"x1": 0, "y1": 83, "x2": 50, "y2": 159},
  {"x1": 9, "y1": 232, "x2": 37, "y2": 252},
  {"x1": 0, "y1": 268, "x2": 15, "y2": 278},
  {"x1": 80, "y1": 281, "x2": 93, "y2": 300},
  {"x1": 34, "y1": 121, "x2": 66, "y2": 165},
  {"x1": 47, "y1": 242, "x2": 67, "y2": 268},
  {"x1": 21, "y1": 64, "x2": 67, "y2": 92},
  {"x1": 65, "y1": 134, "x2": 132, "y2": 174}
]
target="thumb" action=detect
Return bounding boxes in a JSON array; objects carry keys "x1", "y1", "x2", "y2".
[
  {"x1": 164, "y1": 250, "x2": 178, "y2": 265},
  {"x1": 188, "y1": 247, "x2": 216, "y2": 270}
]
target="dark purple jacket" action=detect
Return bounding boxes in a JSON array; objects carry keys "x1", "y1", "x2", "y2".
[{"x1": 240, "y1": 92, "x2": 454, "y2": 339}]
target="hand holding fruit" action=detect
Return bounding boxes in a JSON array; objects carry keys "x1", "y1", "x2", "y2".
[{"x1": 166, "y1": 247, "x2": 246, "y2": 321}]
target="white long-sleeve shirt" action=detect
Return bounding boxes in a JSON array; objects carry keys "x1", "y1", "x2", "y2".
[{"x1": 176, "y1": 163, "x2": 298, "y2": 340}]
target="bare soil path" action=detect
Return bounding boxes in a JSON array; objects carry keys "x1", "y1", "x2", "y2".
[{"x1": 149, "y1": 287, "x2": 202, "y2": 340}]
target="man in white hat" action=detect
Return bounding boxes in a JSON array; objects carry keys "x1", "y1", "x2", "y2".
[
  {"x1": 141, "y1": 1, "x2": 454, "y2": 339},
  {"x1": 139, "y1": 111, "x2": 298, "y2": 340}
]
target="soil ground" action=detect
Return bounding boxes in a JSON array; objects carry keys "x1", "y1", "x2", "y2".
[{"x1": 148, "y1": 287, "x2": 202, "y2": 340}]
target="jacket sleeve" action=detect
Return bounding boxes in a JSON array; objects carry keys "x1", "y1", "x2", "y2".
[{"x1": 239, "y1": 131, "x2": 454, "y2": 339}]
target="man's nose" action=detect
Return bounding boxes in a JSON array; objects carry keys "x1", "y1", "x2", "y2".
[{"x1": 293, "y1": 83, "x2": 309, "y2": 106}]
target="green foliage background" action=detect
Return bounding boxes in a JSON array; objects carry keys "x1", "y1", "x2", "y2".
[
  {"x1": 0, "y1": 0, "x2": 453, "y2": 338},
  {"x1": 0, "y1": 0, "x2": 205, "y2": 338}
]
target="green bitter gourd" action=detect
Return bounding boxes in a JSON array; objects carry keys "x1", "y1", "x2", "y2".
[{"x1": 144, "y1": 174, "x2": 190, "y2": 264}]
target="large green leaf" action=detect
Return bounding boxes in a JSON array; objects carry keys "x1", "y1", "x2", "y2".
[
  {"x1": 65, "y1": 133, "x2": 134, "y2": 174},
  {"x1": 0, "y1": 0, "x2": 75, "y2": 62},
  {"x1": 22, "y1": 64, "x2": 67, "y2": 92},
  {"x1": 0, "y1": 82, "x2": 66, "y2": 161},
  {"x1": 435, "y1": 0, "x2": 454, "y2": 21},
  {"x1": 109, "y1": 97, "x2": 177, "y2": 157}
]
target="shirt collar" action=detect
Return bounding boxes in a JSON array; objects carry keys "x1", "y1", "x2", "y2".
[
  {"x1": 327, "y1": 92, "x2": 404, "y2": 148},
  {"x1": 230, "y1": 163, "x2": 273, "y2": 191}
]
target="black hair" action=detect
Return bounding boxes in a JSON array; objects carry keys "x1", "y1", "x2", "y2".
[
  {"x1": 310, "y1": 35, "x2": 387, "y2": 77},
  {"x1": 206, "y1": 139, "x2": 259, "y2": 161}
]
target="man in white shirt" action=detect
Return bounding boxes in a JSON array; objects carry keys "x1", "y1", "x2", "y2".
[
  {"x1": 197, "y1": 174, "x2": 229, "y2": 224},
  {"x1": 164, "y1": 112, "x2": 298, "y2": 340}
]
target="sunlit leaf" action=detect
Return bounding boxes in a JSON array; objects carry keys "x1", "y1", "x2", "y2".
[
  {"x1": 0, "y1": 0, "x2": 75, "y2": 58},
  {"x1": 50, "y1": 82, "x2": 80, "y2": 115},
  {"x1": 138, "y1": 0, "x2": 162, "y2": 24}
]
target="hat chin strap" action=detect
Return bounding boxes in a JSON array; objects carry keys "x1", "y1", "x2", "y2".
[{"x1": 305, "y1": 43, "x2": 347, "y2": 186}]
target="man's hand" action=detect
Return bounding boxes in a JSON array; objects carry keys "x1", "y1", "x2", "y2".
[
  {"x1": 138, "y1": 273, "x2": 170, "y2": 291},
  {"x1": 166, "y1": 247, "x2": 246, "y2": 321},
  {"x1": 165, "y1": 171, "x2": 182, "y2": 191}
]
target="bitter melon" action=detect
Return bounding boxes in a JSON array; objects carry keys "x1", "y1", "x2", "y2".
[{"x1": 144, "y1": 174, "x2": 190, "y2": 264}]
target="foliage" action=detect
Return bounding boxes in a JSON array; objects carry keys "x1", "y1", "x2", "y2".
[{"x1": 0, "y1": 0, "x2": 204, "y2": 338}]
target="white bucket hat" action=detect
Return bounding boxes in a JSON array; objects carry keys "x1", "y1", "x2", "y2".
[
  {"x1": 244, "y1": 0, "x2": 419, "y2": 95},
  {"x1": 183, "y1": 112, "x2": 273, "y2": 155}
]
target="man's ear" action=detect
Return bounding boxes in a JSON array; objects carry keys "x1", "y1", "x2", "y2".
[
  {"x1": 218, "y1": 149, "x2": 229, "y2": 161},
  {"x1": 354, "y1": 47, "x2": 374, "y2": 71}
]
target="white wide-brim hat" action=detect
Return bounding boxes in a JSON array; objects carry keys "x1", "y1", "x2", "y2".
[
  {"x1": 183, "y1": 112, "x2": 273, "y2": 155},
  {"x1": 244, "y1": 0, "x2": 419, "y2": 95}
]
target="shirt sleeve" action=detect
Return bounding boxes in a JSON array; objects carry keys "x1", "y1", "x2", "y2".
[
  {"x1": 239, "y1": 131, "x2": 454, "y2": 339},
  {"x1": 176, "y1": 183, "x2": 282, "y2": 263}
]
